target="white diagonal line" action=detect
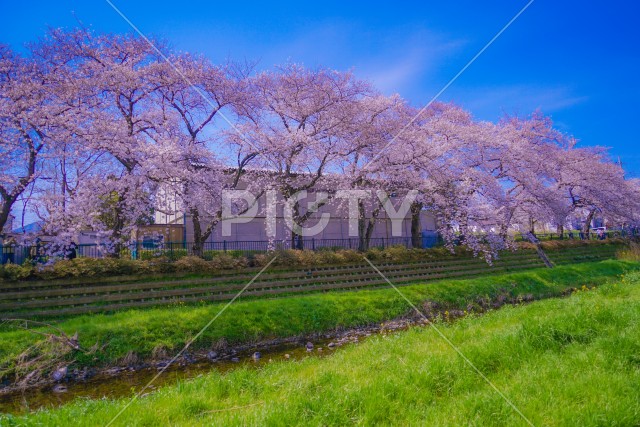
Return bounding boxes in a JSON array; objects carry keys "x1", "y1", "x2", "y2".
[
  {"x1": 104, "y1": 0, "x2": 265, "y2": 160},
  {"x1": 104, "y1": 255, "x2": 278, "y2": 427},
  {"x1": 362, "y1": 0, "x2": 535, "y2": 171},
  {"x1": 363, "y1": 257, "x2": 535, "y2": 427}
]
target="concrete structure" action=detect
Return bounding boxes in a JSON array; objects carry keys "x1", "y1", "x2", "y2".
[
  {"x1": 152, "y1": 170, "x2": 438, "y2": 247},
  {"x1": 182, "y1": 193, "x2": 437, "y2": 244}
]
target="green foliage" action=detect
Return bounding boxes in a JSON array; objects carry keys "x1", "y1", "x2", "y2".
[
  {"x1": 44, "y1": 257, "x2": 144, "y2": 279},
  {"x1": 365, "y1": 244, "x2": 463, "y2": 262},
  {"x1": 0, "y1": 262, "x2": 34, "y2": 280},
  {"x1": 253, "y1": 246, "x2": 442, "y2": 267},
  {"x1": 202, "y1": 249, "x2": 245, "y2": 260},
  {"x1": 97, "y1": 190, "x2": 153, "y2": 235},
  {"x1": 3, "y1": 262, "x2": 640, "y2": 426},
  {"x1": 138, "y1": 249, "x2": 189, "y2": 261},
  {"x1": 96, "y1": 191, "x2": 124, "y2": 233}
]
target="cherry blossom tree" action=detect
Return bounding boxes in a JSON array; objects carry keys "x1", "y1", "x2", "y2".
[
  {"x1": 152, "y1": 53, "x2": 258, "y2": 255},
  {"x1": 336, "y1": 93, "x2": 407, "y2": 250},
  {"x1": 32, "y1": 29, "x2": 174, "y2": 249},
  {"x1": 231, "y1": 64, "x2": 372, "y2": 248},
  {"x1": 0, "y1": 44, "x2": 69, "y2": 236},
  {"x1": 4, "y1": 27, "x2": 639, "y2": 261},
  {"x1": 381, "y1": 102, "x2": 512, "y2": 258}
]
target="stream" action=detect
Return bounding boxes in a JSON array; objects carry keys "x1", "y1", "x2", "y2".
[
  {"x1": 0, "y1": 287, "x2": 534, "y2": 416},
  {"x1": 0, "y1": 319, "x2": 418, "y2": 416}
]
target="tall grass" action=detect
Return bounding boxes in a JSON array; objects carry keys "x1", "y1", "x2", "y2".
[
  {"x1": 616, "y1": 242, "x2": 640, "y2": 261},
  {"x1": 3, "y1": 268, "x2": 640, "y2": 426}
]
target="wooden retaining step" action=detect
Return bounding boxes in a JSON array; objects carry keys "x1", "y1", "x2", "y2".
[
  {"x1": 0, "y1": 245, "x2": 621, "y2": 318},
  {"x1": 2, "y1": 262, "x2": 541, "y2": 317},
  {"x1": 0, "y1": 257, "x2": 545, "y2": 301},
  {"x1": 0, "y1": 251, "x2": 545, "y2": 292},
  {"x1": 0, "y1": 260, "x2": 544, "y2": 310}
]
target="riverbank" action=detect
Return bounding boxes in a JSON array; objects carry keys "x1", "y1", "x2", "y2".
[
  {"x1": 1, "y1": 259, "x2": 636, "y2": 394},
  {"x1": 3, "y1": 265, "x2": 640, "y2": 425}
]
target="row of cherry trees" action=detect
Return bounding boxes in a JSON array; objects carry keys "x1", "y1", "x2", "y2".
[{"x1": 2, "y1": 28, "x2": 639, "y2": 257}]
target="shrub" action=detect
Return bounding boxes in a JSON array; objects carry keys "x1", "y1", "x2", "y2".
[
  {"x1": 209, "y1": 254, "x2": 247, "y2": 270},
  {"x1": 0, "y1": 238, "x2": 627, "y2": 282},
  {"x1": 203, "y1": 250, "x2": 245, "y2": 260},
  {"x1": 39, "y1": 257, "x2": 144, "y2": 279},
  {"x1": 0, "y1": 262, "x2": 33, "y2": 280},
  {"x1": 173, "y1": 256, "x2": 214, "y2": 273},
  {"x1": 335, "y1": 249, "x2": 363, "y2": 263},
  {"x1": 144, "y1": 257, "x2": 177, "y2": 274}
]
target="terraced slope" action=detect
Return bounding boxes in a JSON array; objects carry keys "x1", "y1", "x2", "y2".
[{"x1": 0, "y1": 244, "x2": 621, "y2": 317}]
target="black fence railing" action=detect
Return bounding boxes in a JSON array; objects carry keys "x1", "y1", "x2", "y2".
[
  {"x1": 0, "y1": 229, "x2": 634, "y2": 265},
  {"x1": 0, "y1": 236, "x2": 434, "y2": 265},
  {"x1": 124, "y1": 236, "x2": 422, "y2": 259}
]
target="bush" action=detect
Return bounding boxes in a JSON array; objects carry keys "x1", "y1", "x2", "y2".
[
  {"x1": 209, "y1": 254, "x2": 248, "y2": 270},
  {"x1": 252, "y1": 246, "x2": 458, "y2": 268},
  {"x1": 202, "y1": 250, "x2": 245, "y2": 260},
  {"x1": 0, "y1": 262, "x2": 34, "y2": 280},
  {"x1": 1, "y1": 239, "x2": 627, "y2": 282},
  {"x1": 39, "y1": 257, "x2": 146, "y2": 280},
  {"x1": 172, "y1": 255, "x2": 247, "y2": 273},
  {"x1": 173, "y1": 256, "x2": 214, "y2": 273}
]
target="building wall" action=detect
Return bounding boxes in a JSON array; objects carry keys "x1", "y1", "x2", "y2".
[
  {"x1": 153, "y1": 172, "x2": 438, "y2": 244},
  {"x1": 183, "y1": 194, "x2": 437, "y2": 243},
  {"x1": 134, "y1": 224, "x2": 185, "y2": 244}
]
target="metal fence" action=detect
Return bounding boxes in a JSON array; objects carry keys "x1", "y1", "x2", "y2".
[
  {"x1": 0, "y1": 229, "x2": 634, "y2": 265},
  {"x1": 0, "y1": 236, "x2": 433, "y2": 264}
]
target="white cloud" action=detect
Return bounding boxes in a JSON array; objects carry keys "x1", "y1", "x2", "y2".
[
  {"x1": 251, "y1": 21, "x2": 465, "y2": 95},
  {"x1": 358, "y1": 33, "x2": 465, "y2": 95},
  {"x1": 450, "y1": 84, "x2": 588, "y2": 119}
]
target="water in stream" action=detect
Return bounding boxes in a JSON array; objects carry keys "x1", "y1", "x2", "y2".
[{"x1": 0, "y1": 339, "x2": 338, "y2": 416}]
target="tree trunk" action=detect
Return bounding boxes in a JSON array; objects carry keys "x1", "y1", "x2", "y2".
[
  {"x1": 109, "y1": 201, "x2": 126, "y2": 258},
  {"x1": 556, "y1": 224, "x2": 564, "y2": 240},
  {"x1": 359, "y1": 199, "x2": 383, "y2": 252},
  {"x1": 583, "y1": 209, "x2": 597, "y2": 237},
  {"x1": 358, "y1": 200, "x2": 368, "y2": 252},
  {"x1": 190, "y1": 208, "x2": 204, "y2": 257},
  {"x1": 528, "y1": 217, "x2": 536, "y2": 236},
  {"x1": 410, "y1": 202, "x2": 423, "y2": 249},
  {"x1": 0, "y1": 195, "x2": 15, "y2": 236},
  {"x1": 499, "y1": 207, "x2": 515, "y2": 241},
  {"x1": 364, "y1": 218, "x2": 376, "y2": 250},
  {"x1": 290, "y1": 202, "x2": 304, "y2": 250}
]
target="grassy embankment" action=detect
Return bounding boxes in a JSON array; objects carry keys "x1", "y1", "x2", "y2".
[
  {"x1": 0, "y1": 259, "x2": 637, "y2": 378},
  {"x1": 2, "y1": 263, "x2": 640, "y2": 425}
]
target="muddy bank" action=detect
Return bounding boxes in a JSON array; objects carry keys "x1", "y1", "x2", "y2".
[{"x1": 0, "y1": 286, "x2": 584, "y2": 415}]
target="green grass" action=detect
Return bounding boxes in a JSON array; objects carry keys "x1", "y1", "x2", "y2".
[
  {"x1": 3, "y1": 264, "x2": 640, "y2": 425},
  {"x1": 0, "y1": 260, "x2": 637, "y2": 376}
]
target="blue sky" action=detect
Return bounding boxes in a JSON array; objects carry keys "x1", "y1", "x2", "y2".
[{"x1": 2, "y1": 0, "x2": 639, "y2": 175}]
